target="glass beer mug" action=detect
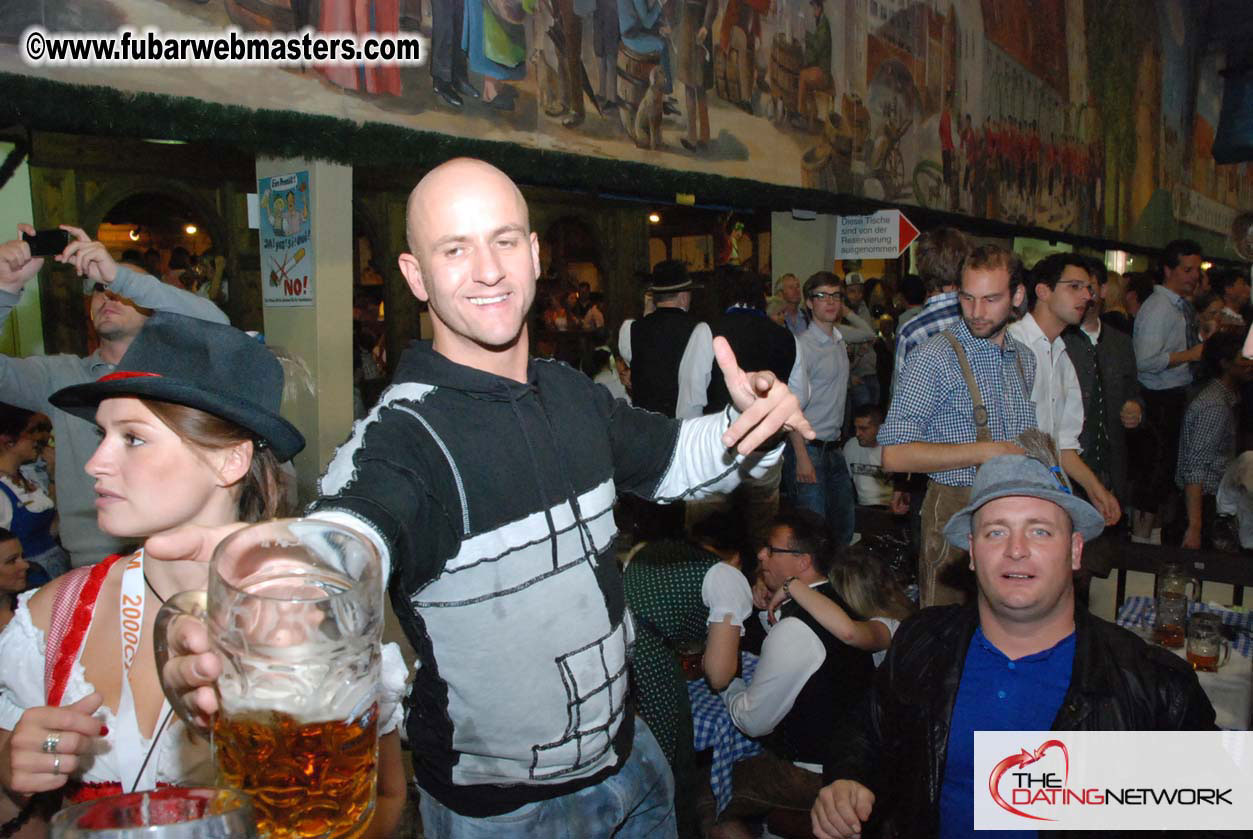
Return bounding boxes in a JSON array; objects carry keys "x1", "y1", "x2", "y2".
[
  {"x1": 1153, "y1": 561, "x2": 1200, "y2": 649},
  {"x1": 49, "y1": 787, "x2": 257, "y2": 839},
  {"x1": 155, "y1": 519, "x2": 383, "y2": 839}
]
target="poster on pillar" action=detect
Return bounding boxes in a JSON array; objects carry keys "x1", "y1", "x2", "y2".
[{"x1": 259, "y1": 171, "x2": 314, "y2": 308}]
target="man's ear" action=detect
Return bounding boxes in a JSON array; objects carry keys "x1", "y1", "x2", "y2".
[
  {"x1": 1070, "y1": 531, "x2": 1084, "y2": 572},
  {"x1": 1012, "y1": 282, "x2": 1027, "y2": 309},
  {"x1": 398, "y1": 253, "x2": 430, "y2": 302}
]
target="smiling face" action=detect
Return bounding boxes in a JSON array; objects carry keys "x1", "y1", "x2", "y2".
[
  {"x1": 398, "y1": 160, "x2": 541, "y2": 376},
  {"x1": 0, "y1": 538, "x2": 28, "y2": 595},
  {"x1": 969, "y1": 495, "x2": 1081, "y2": 630},
  {"x1": 780, "y1": 275, "x2": 801, "y2": 305},
  {"x1": 85, "y1": 397, "x2": 243, "y2": 540}
]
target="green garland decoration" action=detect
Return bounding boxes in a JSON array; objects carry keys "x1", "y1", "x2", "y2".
[{"x1": 0, "y1": 71, "x2": 1232, "y2": 260}]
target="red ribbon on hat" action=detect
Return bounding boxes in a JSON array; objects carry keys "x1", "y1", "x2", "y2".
[{"x1": 96, "y1": 371, "x2": 163, "y2": 383}]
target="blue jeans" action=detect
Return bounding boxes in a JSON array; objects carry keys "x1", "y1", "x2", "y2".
[
  {"x1": 783, "y1": 441, "x2": 856, "y2": 546},
  {"x1": 418, "y1": 718, "x2": 677, "y2": 839}
]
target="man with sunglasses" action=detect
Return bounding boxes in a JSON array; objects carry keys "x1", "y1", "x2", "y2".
[
  {"x1": 712, "y1": 509, "x2": 875, "y2": 839},
  {"x1": 0, "y1": 224, "x2": 227, "y2": 568},
  {"x1": 784, "y1": 272, "x2": 874, "y2": 547}
]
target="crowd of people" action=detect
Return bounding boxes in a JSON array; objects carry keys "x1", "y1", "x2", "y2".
[{"x1": 0, "y1": 157, "x2": 1244, "y2": 839}]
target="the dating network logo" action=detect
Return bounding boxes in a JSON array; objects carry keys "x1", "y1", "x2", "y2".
[{"x1": 988, "y1": 739, "x2": 1070, "y2": 821}]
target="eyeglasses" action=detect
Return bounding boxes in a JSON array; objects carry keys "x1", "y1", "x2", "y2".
[
  {"x1": 764, "y1": 544, "x2": 806, "y2": 557},
  {"x1": 808, "y1": 291, "x2": 843, "y2": 301}
]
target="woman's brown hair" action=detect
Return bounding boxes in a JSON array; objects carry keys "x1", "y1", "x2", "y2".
[{"x1": 139, "y1": 399, "x2": 290, "y2": 522}]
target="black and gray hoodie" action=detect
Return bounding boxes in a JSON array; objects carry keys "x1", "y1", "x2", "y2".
[{"x1": 313, "y1": 341, "x2": 778, "y2": 817}]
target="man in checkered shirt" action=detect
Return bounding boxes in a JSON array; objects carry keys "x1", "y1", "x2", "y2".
[
  {"x1": 1176, "y1": 330, "x2": 1253, "y2": 549},
  {"x1": 879, "y1": 245, "x2": 1038, "y2": 606},
  {"x1": 889, "y1": 227, "x2": 970, "y2": 394}
]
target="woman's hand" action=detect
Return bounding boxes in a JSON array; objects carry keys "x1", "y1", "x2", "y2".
[{"x1": 2, "y1": 694, "x2": 104, "y2": 795}]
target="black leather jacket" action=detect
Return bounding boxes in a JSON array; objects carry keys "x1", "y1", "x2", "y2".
[{"x1": 824, "y1": 604, "x2": 1218, "y2": 839}]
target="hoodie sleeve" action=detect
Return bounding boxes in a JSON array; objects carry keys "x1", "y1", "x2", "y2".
[
  {"x1": 600, "y1": 386, "x2": 783, "y2": 503},
  {"x1": 312, "y1": 400, "x2": 464, "y2": 591}
]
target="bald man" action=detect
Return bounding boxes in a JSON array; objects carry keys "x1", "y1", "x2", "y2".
[{"x1": 161, "y1": 158, "x2": 812, "y2": 837}]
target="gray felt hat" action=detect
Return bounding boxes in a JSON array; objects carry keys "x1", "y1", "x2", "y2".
[{"x1": 943, "y1": 454, "x2": 1104, "y2": 549}]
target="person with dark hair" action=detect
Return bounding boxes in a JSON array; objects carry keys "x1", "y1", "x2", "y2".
[
  {"x1": 0, "y1": 313, "x2": 408, "y2": 839},
  {"x1": 1132, "y1": 238, "x2": 1205, "y2": 542},
  {"x1": 0, "y1": 403, "x2": 66, "y2": 587},
  {"x1": 896, "y1": 274, "x2": 926, "y2": 327},
  {"x1": 0, "y1": 528, "x2": 26, "y2": 632},
  {"x1": 879, "y1": 245, "x2": 1037, "y2": 606},
  {"x1": 711, "y1": 509, "x2": 875, "y2": 839},
  {"x1": 678, "y1": 268, "x2": 808, "y2": 544},
  {"x1": 119, "y1": 249, "x2": 143, "y2": 267},
  {"x1": 162, "y1": 246, "x2": 191, "y2": 291},
  {"x1": 1176, "y1": 331, "x2": 1253, "y2": 549},
  {"x1": 1009, "y1": 254, "x2": 1120, "y2": 525},
  {"x1": 811, "y1": 454, "x2": 1215, "y2": 839},
  {"x1": 843, "y1": 404, "x2": 892, "y2": 508},
  {"x1": 0, "y1": 225, "x2": 228, "y2": 569},
  {"x1": 1212, "y1": 269, "x2": 1250, "y2": 328},
  {"x1": 892, "y1": 227, "x2": 970, "y2": 392},
  {"x1": 1062, "y1": 263, "x2": 1143, "y2": 519},
  {"x1": 622, "y1": 509, "x2": 750, "y2": 838}
]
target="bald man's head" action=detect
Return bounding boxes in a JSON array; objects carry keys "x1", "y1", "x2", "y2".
[{"x1": 405, "y1": 158, "x2": 530, "y2": 260}]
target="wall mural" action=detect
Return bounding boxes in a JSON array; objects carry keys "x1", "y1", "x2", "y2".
[{"x1": 0, "y1": 0, "x2": 1249, "y2": 253}]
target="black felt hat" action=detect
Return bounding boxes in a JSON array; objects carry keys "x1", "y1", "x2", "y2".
[
  {"x1": 647, "y1": 259, "x2": 703, "y2": 293},
  {"x1": 50, "y1": 312, "x2": 305, "y2": 461}
]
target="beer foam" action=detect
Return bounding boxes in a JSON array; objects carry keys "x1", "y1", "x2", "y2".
[{"x1": 219, "y1": 652, "x2": 381, "y2": 724}]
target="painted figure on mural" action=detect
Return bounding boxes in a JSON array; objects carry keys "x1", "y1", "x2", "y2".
[
  {"x1": 548, "y1": 0, "x2": 590, "y2": 126},
  {"x1": 592, "y1": 0, "x2": 621, "y2": 110},
  {"x1": 718, "y1": 0, "x2": 766, "y2": 114},
  {"x1": 938, "y1": 90, "x2": 956, "y2": 211},
  {"x1": 673, "y1": 0, "x2": 718, "y2": 150},
  {"x1": 317, "y1": 0, "x2": 403, "y2": 96},
  {"x1": 430, "y1": 0, "x2": 479, "y2": 107},
  {"x1": 464, "y1": 0, "x2": 533, "y2": 110},
  {"x1": 618, "y1": 0, "x2": 673, "y2": 96},
  {"x1": 796, "y1": 0, "x2": 831, "y2": 132}
]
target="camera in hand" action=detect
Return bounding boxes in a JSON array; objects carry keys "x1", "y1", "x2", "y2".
[{"x1": 22, "y1": 228, "x2": 71, "y2": 257}]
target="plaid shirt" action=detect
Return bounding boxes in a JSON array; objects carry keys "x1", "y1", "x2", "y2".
[
  {"x1": 1176, "y1": 378, "x2": 1238, "y2": 494},
  {"x1": 891, "y1": 291, "x2": 962, "y2": 392},
  {"x1": 879, "y1": 318, "x2": 1038, "y2": 486}
]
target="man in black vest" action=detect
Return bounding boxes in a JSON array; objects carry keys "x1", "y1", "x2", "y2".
[
  {"x1": 678, "y1": 268, "x2": 806, "y2": 544},
  {"x1": 618, "y1": 260, "x2": 707, "y2": 418},
  {"x1": 617, "y1": 261, "x2": 708, "y2": 537},
  {"x1": 713, "y1": 510, "x2": 876, "y2": 839}
]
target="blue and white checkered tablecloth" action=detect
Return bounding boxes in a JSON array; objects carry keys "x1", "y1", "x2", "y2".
[
  {"x1": 688, "y1": 652, "x2": 762, "y2": 815},
  {"x1": 1116, "y1": 596, "x2": 1253, "y2": 658}
]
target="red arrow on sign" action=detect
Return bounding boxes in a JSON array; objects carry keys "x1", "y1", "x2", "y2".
[{"x1": 898, "y1": 212, "x2": 920, "y2": 255}]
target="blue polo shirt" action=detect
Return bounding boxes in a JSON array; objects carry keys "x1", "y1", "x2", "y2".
[{"x1": 938, "y1": 626, "x2": 1075, "y2": 839}]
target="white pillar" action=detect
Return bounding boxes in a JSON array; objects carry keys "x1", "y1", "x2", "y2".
[{"x1": 255, "y1": 157, "x2": 353, "y2": 505}]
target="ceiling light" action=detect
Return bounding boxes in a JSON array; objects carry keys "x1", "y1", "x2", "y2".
[
  {"x1": 185, "y1": 224, "x2": 198, "y2": 235},
  {"x1": 128, "y1": 228, "x2": 140, "y2": 242},
  {"x1": 648, "y1": 213, "x2": 660, "y2": 224}
]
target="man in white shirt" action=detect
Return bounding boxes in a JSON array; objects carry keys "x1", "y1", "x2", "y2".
[
  {"x1": 843, "y1": 404, "x2": 893, "y2": 507},
  {"x1": 1008, "y1": 254, "x2": 1120, "y2": 524},
  {"x1": 714, "y1": 510, "x2": 875, "y2": 839}
]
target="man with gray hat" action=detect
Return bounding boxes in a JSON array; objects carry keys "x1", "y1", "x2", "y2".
[
  {"x1": 0, "y1": 224, "x2": 228, "y2": 569},
  {"x1": 810, "y1": 450, "x2": 1216, "y2": 839}
]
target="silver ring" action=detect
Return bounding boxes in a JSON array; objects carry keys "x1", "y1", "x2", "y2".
[
  {"x1": 41, "y1": 732, "x2": 60, "y2": 754},
  {"x1": 51, "y1": 756, "x2": 61, "y2": 774}
]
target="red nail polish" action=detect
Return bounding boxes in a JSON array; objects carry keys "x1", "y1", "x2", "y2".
[{"x1": 99, "y1": 725, "x2": 109, "y2": 737}]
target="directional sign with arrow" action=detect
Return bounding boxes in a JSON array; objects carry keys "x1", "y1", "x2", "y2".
[{"x1": 834, "y1": 210, "x2": 920, "y2": 260}]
